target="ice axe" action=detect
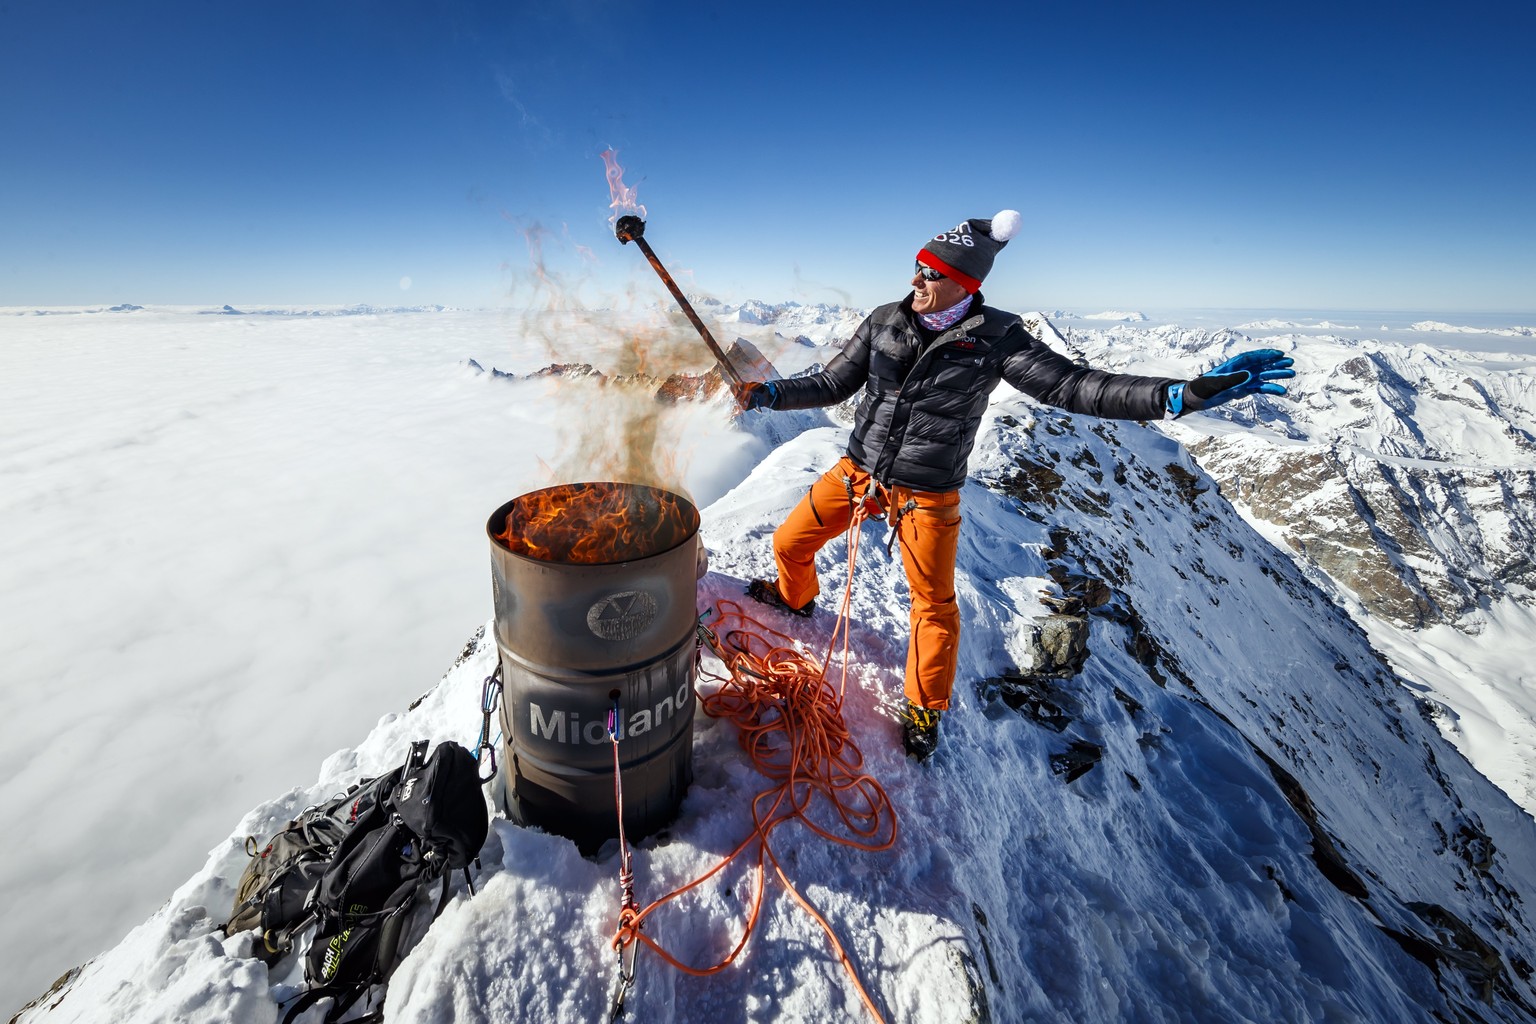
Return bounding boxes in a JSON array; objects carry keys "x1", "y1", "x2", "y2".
[{"x1": 614, "y1": 215, "x2": 747, "y2": 408}]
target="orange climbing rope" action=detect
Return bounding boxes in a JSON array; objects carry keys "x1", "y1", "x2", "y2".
[{"x1": 608, "y1": 504, "x2": 897, "y2": 1022}]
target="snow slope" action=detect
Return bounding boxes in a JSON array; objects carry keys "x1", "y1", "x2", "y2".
[
  {"x1": 0, "y1": 304, "x2": 768, "y2": 1013},
  {"x1": 1047, "y1": 316, "x2": 1536, "y2": 816},
  {"x1": 15, "y1": 323, "x2": 1536, "y2": 1023}
]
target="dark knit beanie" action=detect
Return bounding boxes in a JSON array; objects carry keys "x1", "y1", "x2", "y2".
[{"x1": 916, "y1": 209, "x2": 1021, "y2": 294}]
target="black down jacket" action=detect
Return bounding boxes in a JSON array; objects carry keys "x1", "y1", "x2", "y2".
[{"x1": 771, "y1": 294, "x2": 1180, "y2": 492}]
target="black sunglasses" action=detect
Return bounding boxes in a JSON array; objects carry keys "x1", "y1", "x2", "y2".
[{"x1": 914, "y1": 261, "x2": 946, "y2": 282}]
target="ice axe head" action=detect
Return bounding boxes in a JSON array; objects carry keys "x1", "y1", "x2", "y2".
[{"x1": 614, "y1": 216, "x2": 646, "y2": 244}]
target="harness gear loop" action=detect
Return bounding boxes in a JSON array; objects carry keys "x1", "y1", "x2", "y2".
[{"x1": 883, "y1": 497, "x2": 918, "y2": 556}]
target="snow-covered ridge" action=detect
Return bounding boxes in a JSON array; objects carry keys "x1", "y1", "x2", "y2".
[
  {"x1": 1052, "y1": 317, "x2": 1536, "y2": 813},
  {"x1": 1237, "y1": 318, "x2": 1363, "y2": 331},
  {"x1": 7, "y1": 304, "x2": 1535, "y2": 1022},
  {"x1": 17, "y1": 382, "x2": 1536, "y2": 1023},
  {"x1": 197, "y1": 304, "x2": 456, "y2": 317},
  {"x1": 1410, "y1": 320, "x2": 1536, "y2": 338},
  {"x1": 688, "y1": 297, "x2": 870, "y2": 349},
  {"x1": 1077, "y1": 310, "x2": 1149, "y2": 322},
  {"x1": 651, "y1": 302, "x2": 1535, "y2": 632},
  {"x1": 1012, "y1": 310, "x2": 1153, "y2": 323}
]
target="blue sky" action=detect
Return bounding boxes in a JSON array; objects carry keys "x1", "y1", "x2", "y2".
[{"x1": 3, "y1": 0, "x2": 1533, "y2": 314}]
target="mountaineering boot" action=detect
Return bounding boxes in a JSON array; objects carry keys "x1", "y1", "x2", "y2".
[
  {"x1": 902, "y1": 701, "x2": 942, "y2": 762},
  {"x1": 746, "y1": 578, "x2": 815, "y2": 618}
]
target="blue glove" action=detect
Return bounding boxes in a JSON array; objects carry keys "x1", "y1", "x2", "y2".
[
  {"x1": 738, "y1": 380, "x2": 778, "y2": 410},
  {"x1": 1166, "y1": 349, "x2": 1295, "y2": 417}
]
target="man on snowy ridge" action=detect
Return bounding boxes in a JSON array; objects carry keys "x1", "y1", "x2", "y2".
[{"x1": 737, "y1": 210, "x2": 1293, "y2": 761}]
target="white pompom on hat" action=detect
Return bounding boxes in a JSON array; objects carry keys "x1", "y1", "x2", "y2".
[
  {"x1": 990, "y1": 208, "x2": 1021, "y2": 243},
  {"x1": 917, "y1": 209, "x2": 1022, "y2": 294}
]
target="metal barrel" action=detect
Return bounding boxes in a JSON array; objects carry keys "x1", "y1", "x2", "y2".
[{"x1": 487, "y1": 483, "x2": 700, "y2": 852}]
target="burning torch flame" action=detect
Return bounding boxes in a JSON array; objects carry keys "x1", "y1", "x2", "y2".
[{"x1": 601, "y1": 148, "x2": 647, "y2": 227}]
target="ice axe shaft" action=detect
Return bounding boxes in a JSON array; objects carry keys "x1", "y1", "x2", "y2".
[{"x1": 614, "y1": 216, "x2": 746, "y2": 400}]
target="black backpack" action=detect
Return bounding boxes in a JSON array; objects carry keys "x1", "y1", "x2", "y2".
[
  {"x1": 225, "y1": 777, "x2": 389, "y2": 964},
  {"x1": 227, "y1": 740, "x2": 489, "y2": 1024}
]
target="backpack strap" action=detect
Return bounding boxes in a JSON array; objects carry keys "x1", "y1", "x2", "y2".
[
  {"x1": 281, "y1": 985, "x2": 350, "y2": 1024},
  {"x1": 407, "y1": 739, "x2": 429, "y2": 773},
  {"x1": 280, "y1": 978, "x2": 385, "y2": 1024}
]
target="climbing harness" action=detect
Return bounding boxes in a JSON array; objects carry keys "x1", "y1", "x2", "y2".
[
  {"x1": 844, "y1": 473, "x2": 918, "y2": 555},
  {"x1": 605, "y1": 495, "x2": 898, "y2": 1022}
]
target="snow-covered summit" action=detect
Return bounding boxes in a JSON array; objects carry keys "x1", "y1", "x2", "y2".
[{"x1": 15, "y1": 360, "x2": 1536, "y2": 1023}]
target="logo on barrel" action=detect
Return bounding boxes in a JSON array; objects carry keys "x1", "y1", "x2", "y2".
[{"x1": 586, "y1": 590, "x2": 657, "y2": 641}]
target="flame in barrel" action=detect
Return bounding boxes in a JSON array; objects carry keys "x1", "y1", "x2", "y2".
[{"x1": 494, "y1": 481, "x2": 698, "y2": 565}]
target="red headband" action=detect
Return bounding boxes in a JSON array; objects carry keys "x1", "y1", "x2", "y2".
[{"x1": 917, "y1": 249, "x2": 982, "y2": 294}]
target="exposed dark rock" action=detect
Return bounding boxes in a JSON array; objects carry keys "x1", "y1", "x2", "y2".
[
  {"x1": 1264, "y1": 865, "x2": 1296, "y2": 902},
  {"x1": 1187, "y1": 435, "x2": 1536, "y2": 630},
  {"x1": 1068, "y1": 446, "x2": 1104, "y2": 484},
  {"x1": 8, "y1": 965, "x2": 85, "y2": 1021},
  {"x1": 976, "y1": 673, "x2": 1076, "y2": 732},
  {"x1": 1050, "y1": 741, "x2": 1103, "y2": 783},
  {"x1": 1256, "y1": 749, "x2": 1370, "y2": 899},
  {"x1": 1035, "y1": 615, "x2": 1091, "y2": 676},
  {"x1": 531, "y1": 361, "x2": 606, "y2": 381},
  {"x1": 994, "y1": 454, "x2": 1065, "y2": 517},
  {"x1": 1041, "y1": 569, "x2": 1112, "y2": 614},
  {"x1": 950, "y1": 942, "x2": 993, "y2": 1024},
  {"x1": 1066, "y1": 488, "x2": 1112, "y2": 518},
  {"x1": 1449, "y1": 820, "x2": 1497, "y2": 873},
  {"x1": 453, "y1": 624, "x2": 489, "y2": 668},
  {"x1": 1165, "y1": 463, "x2": 1208, "y2": 505},
  {"x1": 1399, "y1": 901, "x2": 1511, "y2": 1004},
  {"x1": 971, "y1": 903, "x2": 1001, "y2": 985},
  {"x1": 1041, "y1": 527, "x2": 1073, "y2": 561},
  {"x1": 1112, "y1": 687, "x2": 1144, "y2": 718}
]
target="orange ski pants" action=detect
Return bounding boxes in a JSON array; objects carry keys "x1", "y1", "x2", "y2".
[{"x1": 772, "y1": 456, "x2": 962, "y2": 710}]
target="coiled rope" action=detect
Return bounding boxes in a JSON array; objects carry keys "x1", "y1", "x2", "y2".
[{"x1": 609, "y1": 505, "x2": 897, "y2": 1022}]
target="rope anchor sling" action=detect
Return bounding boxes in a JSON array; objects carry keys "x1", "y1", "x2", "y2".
[{"x1": 607, "y1": 696, "x2": 642, "y2": 1021}]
